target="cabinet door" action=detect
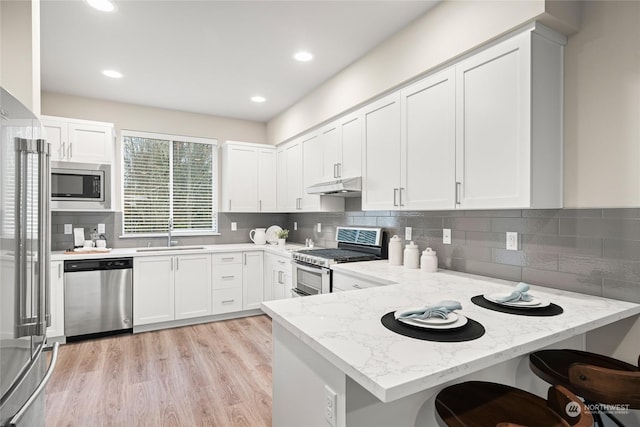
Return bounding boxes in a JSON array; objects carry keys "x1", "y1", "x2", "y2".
[
  {"x1": 401, "y1": 68, "x2": 456, "y2": 210},
  {"x1": 68, "y1": 122, "x2": 114, "y2": 163},
  {"x1": 362, "y1": 92, "x2": 402, "y2": 210},
  {"x1": 320, "y1": 123, "x2": 340, "y2": 182},
  {"x1": 258, "y1": 148, "x2": 277, "y2": 212},
  {"x1": 46, "y1": 261, "x2": 65, "y2": 338},
  {"x1": 174, "y1": 254, "x2": 212, "y2": 320},
  {"x1": 285, "y1": 140, "x2": 304, "y2": 211},
  {"x1": 133, "y1": 256, "x2": 174, "y2": 325},
  {"x1": 276, "y1": 147, "x2": 288, "y2": 211},
  {"x1": 301, "y1": 133, "x2": 323, "y2": 211},
  {"x1": 225, "y1": 144, "x2": 259, "y2": 211},
  {"x1": 41, "y1": 118, "x2": 68, "y2": 161},
  {"x1": 339, "y1": 112, "x2": 362, "y2": 179},
  {"x1": 455, "y1": 33, "x2": 531, "y2": 209},
  {"x1": 242, "y1": 251, "x2": 264, "y2": 310}
]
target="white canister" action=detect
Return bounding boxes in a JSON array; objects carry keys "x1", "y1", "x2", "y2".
[
  {"x1": 404, "y1": 241, "x2": 420, "y2": 269},
  {"x1": 388, "y1": 235, "x2": 403, "y2": 265},
  {"x1": 421, "y1": 247, "x2": 438, "y2": 273},
  {"x1": 249, "y1": 228, "x2": 267, "y2": 245}
]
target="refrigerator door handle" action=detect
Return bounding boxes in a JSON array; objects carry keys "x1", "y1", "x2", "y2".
[
  {"x1": 38, "y1": 139, "x2": 51, "y2": 330},
  {"x1": 8, "y1": 342, "x2": 59, "y2": 427}
]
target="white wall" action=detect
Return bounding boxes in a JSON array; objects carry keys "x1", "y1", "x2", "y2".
[
  {"x1": 41, "y1": 91, "x2": 266, "y2": 144},
  {"x1": 563, "y1": 0, "x2": 640, "y2": 208},
  {"x1": 265, "y1": 0, "x2": 581, "y2": 145},
  {"x1": 41, "y1": 91, "x2": 267, "y2": 211},
  {"x1": 1, "y1": 0, "x2": 40, "y2": 113}
]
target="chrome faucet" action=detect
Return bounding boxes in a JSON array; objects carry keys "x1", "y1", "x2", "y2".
[{"x1": 167, "y1": 218, "x2": 177, "y2": 247}]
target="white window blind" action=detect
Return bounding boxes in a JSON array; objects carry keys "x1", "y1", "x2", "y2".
[{"x1": 122, "y1": 131, "x2": 217, "y2": 236}]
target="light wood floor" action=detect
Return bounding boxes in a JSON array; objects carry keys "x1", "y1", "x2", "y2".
[{"x1": 46, "y1": 315, "x2": 273, "y2": 427}]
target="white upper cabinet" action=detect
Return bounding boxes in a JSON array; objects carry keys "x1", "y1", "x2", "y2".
[
  {"x1": 454, "y1": 27, "x2": 564, "y2": 209},
  {"x1": 319, "y1": 111, "x2": 363, "y2": 183},
  {"x1": 360, "y1": 24, "x2": 564, "y2": 211},
  {"x1": 401, "y1": 68, "x2": 456, "y2": 210},
  {"x1": 362, "y1": 92, "x2": 402, "y2": 211},
  {"x1": 221, "y1": 141, "x2": 277, "y2": 212},
  {"x1": 276, "y1": 135, "x2": 344, "y2": 213},
  {"x1": 41, "y1": 115, "x2": 114, "y2": 163}
]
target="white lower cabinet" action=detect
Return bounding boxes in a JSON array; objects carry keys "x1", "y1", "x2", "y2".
[
  {"x1": 264, "y1": 253, "x2": 293, "y2": 301},
  {"x1": 242, "y1": 251, "x2": 264, "y2": 310},
  {"x1": 47, "y1": 261, "x2": 65, "y2": 338},
  {"x1": 134, "y1": 254, "x2": 212, "y2": 326},
  {"x1": 174, "y1": 254, "x2": 212, "y2": 320},
  {"x1": 212, "y1": 255, "x2": 244, "y2": 314}
]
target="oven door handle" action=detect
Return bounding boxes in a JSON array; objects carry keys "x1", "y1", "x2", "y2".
[
  {"x1": 294, "y1": 262, "x2": 330, "y2": 276},
  {"x1": 291, "y1": 288, "x2": 311, "y2": 297}
]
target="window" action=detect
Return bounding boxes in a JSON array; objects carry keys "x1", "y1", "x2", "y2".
[{"x1": 121, "y1": 130, "x2": 217, "y2": 236}]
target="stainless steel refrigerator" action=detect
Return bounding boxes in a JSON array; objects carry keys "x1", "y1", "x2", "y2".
[{"x1": 0, "y1": 87, "x2": 58, "y2": 427}]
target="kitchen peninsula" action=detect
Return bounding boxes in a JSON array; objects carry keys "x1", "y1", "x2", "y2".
[{"x1": 261, "y1": 263, "x2": 640, "y2": 427}]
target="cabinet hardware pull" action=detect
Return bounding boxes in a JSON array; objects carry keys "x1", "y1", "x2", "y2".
[
  {"x1": 176, "y1": 258, "x2": 179, "y2": 270},
  {"x1": 353, "y1": 284, "x2": 362, "y2": 289},
  {"x1": 334, "y1": 163, "x2": 338, "y2": 178},
  {"x1": 393, "y1": 188, "x2": 399, "y2": 207},
  {"x1": 337, "y1": 163, "x2": 342, "y2": 178},
  {"x1": 221, "y1": 257, "x2": 234, "y2": 261},
  {"x1": 455, "y1": 182, "x2": 461, "y2": 205},
  {"x1": 278, "y1": 271, "x2": 282, "y2": 284},
  {"x1": 61, "y1": 142, "x2": 66, "y2": 159},
  {"x1": 221, "y1": 299, "x2": 234, "y2": 304},
  {"x1": 68, "y1": 142, "x2": 72, "y2": 159},
  {"x1": 221, "y1": 275, "x2": 235, "y2": 279},
  {"x1": 399, "y1": 187, "x2": 405, "y2": 207},
  {"x1": 229, "y1": 200, "x2": 232, "y2": 211},
  {"x1": 259, "y1": 200, "x2": 262, "y2": 211},
  {"x1": 58, "y1": 263, "x2": 62, "y2": 278}
]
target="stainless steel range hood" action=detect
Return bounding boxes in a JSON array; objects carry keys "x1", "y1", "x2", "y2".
[{"x1": 306, "y1": 176, "x2": 361, "y2": 197}]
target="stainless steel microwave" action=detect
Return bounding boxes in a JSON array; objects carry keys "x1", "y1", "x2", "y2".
[{"x1": 51, "y1": 161, "x2": 111, "y2": 210}]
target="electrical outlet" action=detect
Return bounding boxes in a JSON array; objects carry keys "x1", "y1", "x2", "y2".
[
  {"x1": 317, "y1": 223, "x2": 322, "y2": 233},
  {"x1": 231, "y1": 222, "x2": 237, "y2": 231},
  {"x1": 405, "y1": 227, "x2": 412, "y2": 241},
  {"x1": 506, "y1": 232, "x2": 518, "y2": 251},
  {"x1": 64, "y1": 224, "x2": 72, "y2": 235},
  {"x1": 98, "y1": 223, "x2": 106, "y2": 233},
  {"x1": 443, "y1": 228, "x2": 451, "y2": 245},
  {"x1": 294, "y1": 221, "x2": 297, "y2": 231},
  {"x1": 324, "y1": 385, "x2": 337, "y2": 427}
]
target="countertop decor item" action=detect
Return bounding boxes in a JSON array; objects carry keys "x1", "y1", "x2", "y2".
[
  {"x1": 389, "y1": 235, "x2": 403, "y2": 265},
  {"x1": 249, "y1": 227, "x2": 267, "y2": 245},
  {"x1": 403, "y1": 241, "x2": 419, "y2": 269},
  {"x1": 421, "y1": 248, "x2": 438, "y2": 272},
  {"x1": 265, "y1": 225, "x2": 283, "y2": 244},
  {"x1": 276, "y1": 229, "x2": 289, "y2": 247}
]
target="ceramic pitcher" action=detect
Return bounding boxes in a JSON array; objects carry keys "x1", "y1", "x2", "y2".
[{"x1": 249, "y1": 228, "x2": 267, "y2": 245}]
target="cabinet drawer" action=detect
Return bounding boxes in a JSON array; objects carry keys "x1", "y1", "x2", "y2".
[
  {"x1": 213, "y1": 264, "x2": 243, "y2": 289},
  {"x1": 213, "y1": 253, "x2": 243, "y2": 265},
  {"x1": 332, "y1": 272, "x2": 382, "y2": 292},
  {"x1": 213, "y1": 288, "x2": 243, "y2": 314}
]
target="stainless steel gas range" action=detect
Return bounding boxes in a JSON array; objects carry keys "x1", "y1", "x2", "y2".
[{"x1": 290, "y1": 226, "x2": 386, "y2": 297}]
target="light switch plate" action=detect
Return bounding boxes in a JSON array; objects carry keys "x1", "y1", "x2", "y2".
[
  {"x1": 324, "y1": 385, "x2": 337, "y2": 427},
  {"x1": 506, "y1": 232, "x2": 518, "y2": 251},
  {"x1": 231, "y1": 222, "x2": 237, "y2": 231},
  {"x1": 294, "y1": 222, "x2": 297, "y2": 231},
  {"x1": 98, "y1": 223, "x2": 106, "y2": 233},
  {"x1": 317, "y1": 223, "x2": 322, "y2": 233},
  {"x1": 443, "y1": 228, "x2": 451, "y2": 245},
  {"x1": 64, "y1": 224, "x2": 72, "y2": 235},
  {"x1": 405, "y1": 227, "x2": 412, "y2": 241}
]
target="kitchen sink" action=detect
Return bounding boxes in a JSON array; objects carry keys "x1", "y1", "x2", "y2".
[{"x1": 136, "y1": 246, "x2": 206, "y2": 252}]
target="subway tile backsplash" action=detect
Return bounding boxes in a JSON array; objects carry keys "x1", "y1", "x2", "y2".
[{"x1": 52, "y1": 204, "x2": 640, "y2": 304}]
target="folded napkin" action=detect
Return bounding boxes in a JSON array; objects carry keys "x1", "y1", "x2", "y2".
[
  {"x1": 395, "y1": 300, "x2": 462, "y2": 320},
  {"x1": 495, "y1": 282, "x2": 533, "y2": 303}
]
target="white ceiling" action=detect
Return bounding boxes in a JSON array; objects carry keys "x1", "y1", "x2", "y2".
[{"x1": 40, "y1": 1, "x2": 439, "y2": 122}]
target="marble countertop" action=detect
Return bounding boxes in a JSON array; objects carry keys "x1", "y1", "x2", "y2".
[
  {"x1": 262, "y1": 260, "x2": 640, "y2": 402},
  {"x1": 51, "y1": 243, "x2": 305, "y2": 261}
]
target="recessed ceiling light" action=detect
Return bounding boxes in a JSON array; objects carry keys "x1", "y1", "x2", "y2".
[
  {"x1": 102, "y1": 69, "x2": 123, "y2": 79},
  {"x1": 86, "y1": 0, "x2": 117, "y2": 12},
  {"x1": 293, "y1": 51, "x2": 314, "y2": 62},
  {"x1": 251, "y1": 96, "x2": 266, "y2": 103}
]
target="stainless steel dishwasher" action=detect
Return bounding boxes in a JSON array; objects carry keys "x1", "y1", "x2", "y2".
[{"x1": 64, "y1": 257, "x2": 133, "y2": 341}]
